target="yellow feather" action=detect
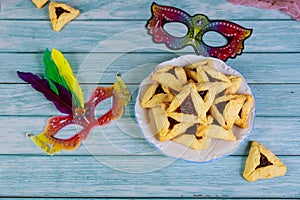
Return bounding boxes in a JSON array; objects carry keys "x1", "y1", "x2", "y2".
[
  {"x1": 51, "y1": 48, "x2": 84, "y2": 108},
  {"x1": 113, "y1": 75, "x2": 131, "y2": 106}
]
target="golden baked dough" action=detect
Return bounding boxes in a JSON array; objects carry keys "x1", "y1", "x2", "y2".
[
  {"x1": 149, "y1": 106, "x2": 194, "y2": 142},
  {"x1": 205, "y1": 124, "x2": 236, "y2": 141},
  {"x1": 235, "y1": 94, "x2": 255, "y2": 128},
  {"x1": 152, "y1": 66, "x2": 187, "y2": 91},
  {"x1": 200, "y1": 64, "x2": 230, "y2": 83},
  {"x1": 149, "y1": 106, "x2": 169, "y2": 141},
  {"x1": 140, "y1": 59, "x2": 255, "y2": 150},
  {"x1": 185, "y1": 59, "x2": 230, "y2": 83},
  {"x1": 243, "y1": 141, "x2": 287, "y2": 182},
  {"x1": 211, "y1": 94, "x2": 247, "y2": 130},
  {"x1": 172, "y1": 133, "x2": 211, "y2": 150},
  {"x1": 166, "y1": 112, "x2": 201, "y2": 124},
  {"x1": 167, "y1": 84, "x2": 191, "y2": 112},
  {"x1": 167, "y1": 83, "x2": 210, "y2": 124},
  {"x1": 49, "y1": 2, "x2": 80, "y2": 32},
  {"x1": 195, "y1": 81, "x2": 231, "y2": 95},
  {"x1": 195, "y1": 86, "x2": 216, "y2": 121},
  {"x1": 225, "y1": 75, "x2": 243, "y2": 94},
  {"x1": 32, "y1": 0, "x2": 48, "y2": 9},
  {"x1": 184, "y1": 60, "x2": 209, "y2": 83},
  {"x1": 141, "y1": 83, "x2": 174, "y2": 108}
]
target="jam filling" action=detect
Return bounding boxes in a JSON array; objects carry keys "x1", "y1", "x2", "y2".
[
  {"x1": 154, "y1": 84, "x2": 165, "y2": 95},
  {"x1": 206, "y1": 72, "x2": 219, "y2": 82},
  {"x1": 175, "y1": 96, "x2": 197, "y2": 116},
  {"x1": 55, "y1": 7, "x2": 71, "y2": 19},
  {"x1": 168, "y1": 117, "x2": 180, "y2": 130},
  {"x1": 195, "y1": 135, "x2": 203, "y2": 140},
  {"x1": 190, "y1": 68, "x2": 197, "y2": 72},
  {"x1": 185, "y1": 124, "x2": 198, "y2": 135},
  {"x1": 238, "y1": 108, "x2": 242, "y2": 118},
  {"x1": 255, "y1": 153, "x2": 273, "y2": 169},
  {"x1": 216, "y1": 101, "x2": 229, "y2": 112},
  {"x1": 198, "y1": 90, "x2": 208, "y2": 99},
  {"x1": 167, "y1": 68, "x2": 176, "y2": 77}
]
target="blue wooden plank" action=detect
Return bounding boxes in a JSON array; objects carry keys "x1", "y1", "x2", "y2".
[
  {"x1": 0, "y1": 155, "x2": 298, "y2": 198},
  {"x1": 0, "y1": 83, "x2": 299, "y2": 117},
  {"x1": 0, "y1": 0, "x2": 298, "y2": 199},
  {"x1": 1, "y1": 53, "x2": 300, "y2": 84},
  {"x1": 0, "y1": 199, "x2": 292, "y2": 200},
  {"x1": 0, "y1": 116, "x2": 298, "y2": 156},
  {"x1": 0, "y1": 21, "x2": 299, "y2": 53},
  {"x1": 0, "y1": 0, "x2": 291, "y2": 20}
]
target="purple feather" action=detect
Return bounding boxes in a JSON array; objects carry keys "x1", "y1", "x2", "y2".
[{"x1": 17, "y1": 71, "x2": 73, "y2": 114}]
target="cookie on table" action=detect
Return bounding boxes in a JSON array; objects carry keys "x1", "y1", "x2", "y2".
[
  {"x1": 32, "y1": 0, "x2": 48, "y2": 9},
  {"x1": 243, "y1": 141, "x2": 287, "y2": 182},
  {"x1": 49, "y1": 2, "x2": 80, "y2": 32}
]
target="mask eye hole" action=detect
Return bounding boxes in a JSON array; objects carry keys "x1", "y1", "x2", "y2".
[
  {"x1": 163, "y1": 22, "x2": 188, "y2": 38},
  {"x1": 202, "y1": 31, "x2": 228, "y2": 47},
  {"x1": 94, "y1": 96, "x2": 112, "y2": 119},
  {"x1": 54, "y1": 124, "x2": 83, "y2": 140}
]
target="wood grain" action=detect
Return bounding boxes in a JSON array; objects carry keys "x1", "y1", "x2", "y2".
[
  {"x1": 0, "y1": 0, "x2": 291, "y2": 20},
  {"x1": 0, "y1": 116, "x2": 298, "y2": 156},
  {"x1": 0, "y1": 83, "x2": 299, "y2": 117},
  {"x1": 1, "y1": 21, "x2": 300, "y2": 53},
  {"x1": 0, "y1": 0, "x2": 299, "y2": 199},
  {"x1": 0, "y1": 155, "x2": 298, "y2": 198},
  {"x1": 1, "y1": 53, "x2": 300, "y2": 84}
]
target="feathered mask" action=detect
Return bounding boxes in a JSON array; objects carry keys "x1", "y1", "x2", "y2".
[{"x1": 17, "y1": 48, "x2": 131, "y2": 155}]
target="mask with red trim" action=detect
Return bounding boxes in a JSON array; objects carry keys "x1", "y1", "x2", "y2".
[
  {"x1": 17, "y1": 48, "x2": 130, "y2": 155},
  {"x1": 146, "y1": 2, "x2": 252, "y2": 61}
]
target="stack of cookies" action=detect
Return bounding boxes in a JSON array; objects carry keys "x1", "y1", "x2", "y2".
[{"x1": 140, "y1": 59, "x2": 254, "y2": 150}]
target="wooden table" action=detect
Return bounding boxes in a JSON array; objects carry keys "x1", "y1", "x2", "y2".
[{"x1": 0, "y1": 0, "x2": 299, "y2": 198}]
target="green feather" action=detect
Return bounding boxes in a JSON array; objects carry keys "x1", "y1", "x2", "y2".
[{"x1": 43, "y1": 48, "x2": 70, "y2": 95}]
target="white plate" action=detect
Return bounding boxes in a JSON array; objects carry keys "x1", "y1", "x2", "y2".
[{"x1": 135, "y1": 55, "x2": 256, "y2": 163}]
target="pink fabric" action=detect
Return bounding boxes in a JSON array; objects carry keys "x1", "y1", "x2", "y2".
[{"x1": 228, "y1": 0, "x2": 300, "y2": 21}]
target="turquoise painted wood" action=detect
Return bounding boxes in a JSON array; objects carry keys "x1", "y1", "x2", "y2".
[
  {"x1": 1, "y1": 21, "x2": 300, "y2": 53},
  {"x1": 1, "y1": 53, "x2": 300, "y2": 83},
  {"x1": 0, "y1": 116, "x2": 299, "y2": 156},
  {"x1": 0, "y1": 0, "x2": 299, "y2": 199},
  {"x1": 0, "y1": 0, "x2": 292, "y2": 20},
  {"x1": 0, "y1": 156, "x2": 299, "y2": 198},
  {"x1": 1, "y1": 84, "x2": 300, "y2": 117}
]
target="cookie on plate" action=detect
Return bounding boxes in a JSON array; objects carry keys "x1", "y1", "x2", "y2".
[
  {"x1": 149, "y1": 106, "x2": 194, "y2": 142},
  {"x1": 141, "y1": 83, "x2": 174, "y2": 108},
  {"x1": 152, "y1": 66, "x2": 187, "y2": 92}
]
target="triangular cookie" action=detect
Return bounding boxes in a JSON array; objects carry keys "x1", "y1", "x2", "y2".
[
  {"x1": 141, "y1": 83, "x2": 174, "y2": 108},
  {"x1": 225, "y1": 75, "x2": 242, "y2": 94},
  {"x1": 32, "y1": 0, "x2": 48, "y2": 9},
  {"x1": 172, "y1": 122, "x2": 214, "y2": 150},
  {"x1": 184, "y1": 60, "x2": 209, "y2": 83},
  {"x1": 152, "y1": 66, "x2": 187, "y2": 91},
  {"x1": 211, "y1": 94, "x2": 247, "y2": 130},
  {"x1": 234, "y1": 94, "x2": 254, "y2": 128},
  {"x1": 149, "y1": 106, "x2": 193, "y2": 142},
  {"x1": 195, "y1": 81, "x2": 231, "y2": 96},
  {"x1": 205, "y1": 124, "x2": 236, "y2": 141},
  {"x1": 185, "y1": 59, "x2": 230, "y2": 83},
  {"x1": 172, "y1": 133, "x2": 211, "y2": 150},
  {"x1": 167, "y1": 83, "x2": 209, "y2": 124},
  {"x1": 49, "y1": 2, "x2": 80, "y2": 32},
  {"x1": 243, "y1": 141, "x2": 287, "y2": 182}
]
